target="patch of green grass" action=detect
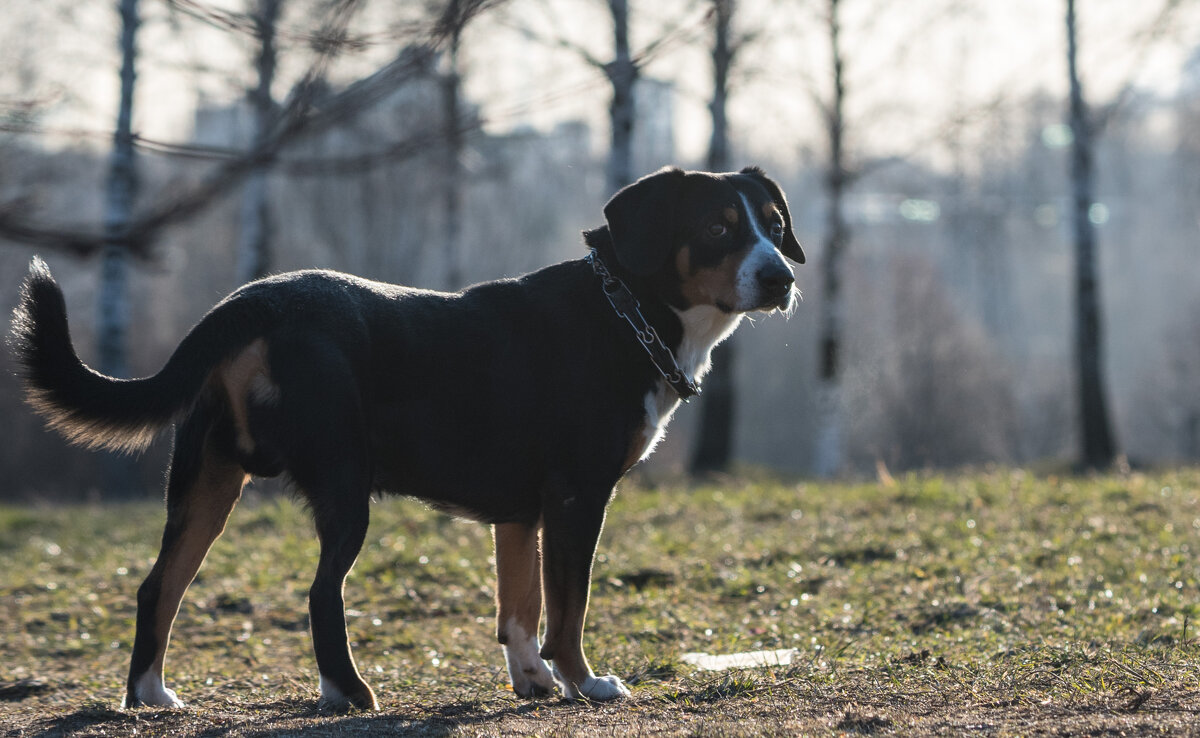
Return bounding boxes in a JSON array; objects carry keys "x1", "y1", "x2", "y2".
[{"x1": 3, "y1": 469, "x2": 1200, "y2": 735}]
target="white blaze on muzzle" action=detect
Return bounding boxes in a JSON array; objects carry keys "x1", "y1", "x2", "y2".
[{"x1": 735, "y1": 192, "x2": 794, "y2": 311}]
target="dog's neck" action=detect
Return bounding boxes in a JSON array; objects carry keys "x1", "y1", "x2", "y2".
[
  {"x1": 585, "y1": 247, "x2": 700, "y2": 399},
  {"x1": 583, "y1": 234, "x2": 741, "y2": 400},
  {"x1": 582, "y1": 227, "x2": 681, "y2": 327},
  {"x1": 582, "y1": 227, "x2": 645, "y2": 286},
  {"x1": 669, "y1": 304, "x2": 742, "y2": 386}
]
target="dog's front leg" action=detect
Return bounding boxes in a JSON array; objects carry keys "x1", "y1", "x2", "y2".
[
  {"x1": 539, "y1": 491, "x2": 630, "y2": 701},
  {"x1": 493, "y1": 522, "x2": 555, "y2": 697}
]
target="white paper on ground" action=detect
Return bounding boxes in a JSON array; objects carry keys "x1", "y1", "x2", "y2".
[{"x1": 680, "y1": 648, "x2": 799, "y2": 671}]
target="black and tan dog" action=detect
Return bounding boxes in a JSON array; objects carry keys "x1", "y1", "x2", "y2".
[{"x1": 10, "y1": 166, "x2": 804, "y2": 710}]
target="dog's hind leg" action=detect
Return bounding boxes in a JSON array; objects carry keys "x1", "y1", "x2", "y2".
[
  {"x1": 306, "y1": 495, "x2": 375, "y2": 711},
  {"x1": 539, "y1": 487, "x2": 631, "y2": 701},
  {"x1": 494, "y1": 522, "x2": 555, "y2": 698},
  {"x1": 271, "y1": 343, "x2": 377, "y2": 711},
  {"x1": 124, "y1": 395, "x2": 245, "y2": 708}
]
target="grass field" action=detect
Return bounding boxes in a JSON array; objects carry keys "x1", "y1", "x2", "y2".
[{"x1": 3, "y1": 469, "x2": 1200, "y2": 736}]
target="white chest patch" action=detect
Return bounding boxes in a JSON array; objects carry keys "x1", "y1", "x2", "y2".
[{"x1": 632, "y1": 305, "x2": 742, "y2": 464}]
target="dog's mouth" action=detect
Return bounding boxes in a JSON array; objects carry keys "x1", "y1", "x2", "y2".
[
  {"x1": 754, "y1": 286, "x2": 797, "y2": 314},
  {"x1": 722, "y1": 285, "x2": 799, "y2": 315}
]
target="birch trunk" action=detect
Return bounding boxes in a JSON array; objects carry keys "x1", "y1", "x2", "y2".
[
  {"x1": 605, "y1": 0, "x2": 637, "y2": 193},
  {"x1": 441, "y1": 2, "x2": 465, "y2": 289},
  {"x1": 813, "y1": 0, "x2": 848, "y2": 478},
  {"x1": 235, "y1": 0, "x2": 281, "y2": 285},
  {"x1": 98, "y1": 0, "x2": 140, "y2": 495}
]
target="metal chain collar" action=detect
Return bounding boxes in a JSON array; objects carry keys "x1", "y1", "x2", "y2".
[{"x1": 586, "y1": 249, "x2": 700, "y2": 401}]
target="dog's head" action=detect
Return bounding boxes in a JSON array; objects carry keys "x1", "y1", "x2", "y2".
[{"x1": 597, "y1": 166, "x2": 804, "y2": 314}]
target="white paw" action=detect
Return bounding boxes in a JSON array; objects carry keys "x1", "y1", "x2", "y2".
[
  {"x1": 556, "y1": 670, "x2": 631, "y2": 701},
  {"x1": 317, "y1": 673, "x2": 378, "y2": 711},
  {"x1": 132, "y1": 672, "x2": 185, "y2": 708},
  {"x1": 506, "y1": 653, "x2": 556, "y2": 698},
  {"x1": 581, "y1": 674, "x2": 631, "y2": 700},
  {"x1": 319, "y1": 674, "x2": 346, "y2": 707},
  {"x1": 501, "y1": 621, "x2": 556, "y2": 698}
]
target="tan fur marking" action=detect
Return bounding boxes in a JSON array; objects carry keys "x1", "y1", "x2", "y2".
[
  {"x1": 675, "y1": 245, "x2": 693, "y2": 277},
  {"x1": 494, "y1": 523, "x2": 543, "y2": 643},
  {"x1": 762, "y1": 202, "x2": 781, "y2": 221},
  {"x1": 679, "y1": 253, "x2": 745, "y2": 309},
  {"x1": 723, "y1": 207, "x2": 739, "y2": 224},
  {"x1": 219, "y1": 339, "x2": 273, "y2": 455},
  {"x1": 150, "y1": 455, "x2": 245, "y2": 676}
]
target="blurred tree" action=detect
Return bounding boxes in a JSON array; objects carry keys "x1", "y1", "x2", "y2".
[
  {"x1": 235, "y1": 0, "x2": 283, "y2": 285},
  {"x1": 1065, "y1": 0, "x2": 1117, "y2": 470},
  {"x1": 439, "y1": 0, "x2": 467, "y2": 288},
  {"x1": 606, "y1": 0, "x2": 637, "y2": 192},
  {"x1": 690, "y1": 0, "x2": 746, "y2": 475},
  {"x1": 805, "y1": 0, "x2": 965, "y2": 476},
  {"x1": 812, "y1": 0, "x2": 850, "y2": 478},
  {"x1": 98, "y1": 0, "x2": 143, "y2": 496},
  {"x1": 516, "y1": 0, "x2": 698, "y2": 193},
  {"x1": 0, "y1": 0, "x2": 481, "y2": 257}
]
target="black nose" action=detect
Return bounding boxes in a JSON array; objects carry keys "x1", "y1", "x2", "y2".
[{"x1": 757, "y1": 264, "x2": 794, "y2": 297}]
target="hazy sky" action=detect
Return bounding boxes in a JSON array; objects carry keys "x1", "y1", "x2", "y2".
[{"x1": 4, "y1": 0, "x2": 1198, "y2": 167}]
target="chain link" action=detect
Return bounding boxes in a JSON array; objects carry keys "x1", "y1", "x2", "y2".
[{"x1": 586, "y1": 250, "x2": 701, "y2": 400}]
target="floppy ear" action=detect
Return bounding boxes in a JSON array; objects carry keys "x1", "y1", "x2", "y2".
[
  {"x1": 740, "y1": 166, "x2": 805, "y2": 264},
  {"x1": 603, "y1": 167, "x2": 686, "y2": 276}
]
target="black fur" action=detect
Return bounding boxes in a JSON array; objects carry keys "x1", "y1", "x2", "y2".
[
  {"x1": 604, "y1": 166, "x2": 686, "y2": 276},
  {"x1": 10, "y1": 257, "x2": 265, "y2": 452}
]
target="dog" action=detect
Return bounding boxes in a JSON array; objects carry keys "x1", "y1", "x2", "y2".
[{"x1": 10, "y1": 166, "x2": 804, "y2": 711}]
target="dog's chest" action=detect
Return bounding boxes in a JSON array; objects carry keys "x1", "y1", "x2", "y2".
[
  {"x1": 629, "y1": 381, "x2": 678, "y2": 468},
  {"x1": 624, "y1": 306, "x2": 742, "y2": 468}
]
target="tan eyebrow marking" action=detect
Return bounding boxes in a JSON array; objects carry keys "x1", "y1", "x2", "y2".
[
  {"x1": 762, "y1": 202, "x2": 781, "y2": 220},
  {"x1": 723, "y1": 207, "x2": 739, "y2": 224}
]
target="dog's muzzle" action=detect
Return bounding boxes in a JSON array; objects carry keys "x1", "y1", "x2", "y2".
[{"x1": 756, "y1": 263, "x2": 795, "y2": 311}]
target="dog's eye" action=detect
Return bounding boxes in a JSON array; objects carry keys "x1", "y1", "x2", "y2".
[
  {"x1": 708, "y1": 223, "x2": 728, "y2": 238},
  {"x1": 770, "y1": 221, "x2": 785, "y2": 239}
]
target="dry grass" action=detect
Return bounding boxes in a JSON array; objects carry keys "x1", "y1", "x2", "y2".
[{"x1": 3, "y1": 469, "x2": 1200, "y2": 735}]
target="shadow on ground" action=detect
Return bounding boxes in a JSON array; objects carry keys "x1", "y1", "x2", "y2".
[{"x1": 28, "y1": 696, "x2": 578, "y2": 738}]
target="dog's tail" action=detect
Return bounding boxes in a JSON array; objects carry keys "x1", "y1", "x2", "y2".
[{"x1": 9, "y1": 257, "x2": 253, "y2": 454}]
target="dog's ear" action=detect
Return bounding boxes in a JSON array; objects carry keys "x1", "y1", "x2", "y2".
[
  {"x1": 603, "y1": 167, "x2": 686, "y2": 276},
  {"x1": 740, "y1": 166, "x2": 805, "y2": 264}
]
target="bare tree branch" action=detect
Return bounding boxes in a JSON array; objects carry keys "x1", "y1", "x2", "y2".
[
  {"x1": 1092, "y1": 0, "x2": 1186, "y2": 132},
  {"x1": 0, "y1": 0, "x2": 496, "y2": 258},
  {"x1": 631, "y1": 4, "x2": 712, "y2": 66},
  {"x1": 499, "y1": 8, "x2": 607, "y2": 70}
]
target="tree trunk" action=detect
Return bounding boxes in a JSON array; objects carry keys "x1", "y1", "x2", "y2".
[
  {"x1": 706, "y1": 0, "x2": 732, "y2": 173},
  {"x1": 814, "y1": 0, "x2": 848, "y2": 478},
  {"x1": 441, "y1": 2, "x2": 465, "y2": 289},
  {"x1": 690, "y1": 0, "x2": 736, "y2": 476},
  {"x1": 1066, "y1": 0, "x2": 1117, "y2": 470},
  {"x1": 98, "y1": 0, "x2": 141, "y2": 496},
  {"x1": 235, "y1": 0, "x2": 281, "y2": 285},
  {"x1": 605, "y1": 0, "x2": 637, "y2": 193}
]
